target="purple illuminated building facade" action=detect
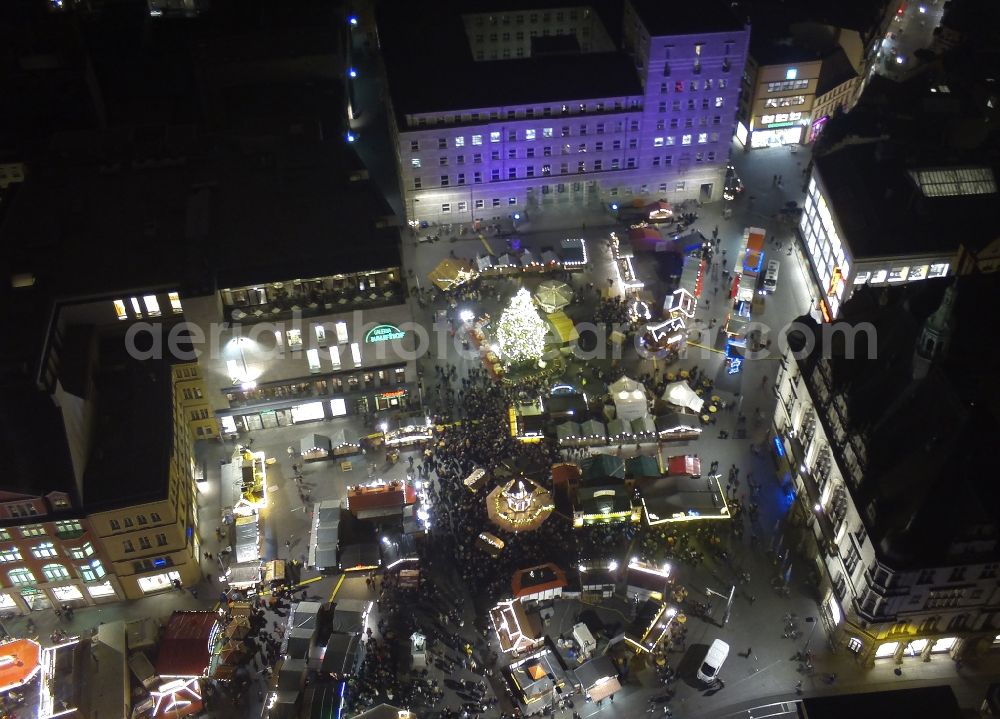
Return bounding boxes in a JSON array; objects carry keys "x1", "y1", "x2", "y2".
[{"x1": 378, "y1": 1, "x2": 749, "y2": 226}]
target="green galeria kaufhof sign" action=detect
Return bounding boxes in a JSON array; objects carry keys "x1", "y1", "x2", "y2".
[{"x1": 365, "y1": 324, "x2": 406, "y2": 343}]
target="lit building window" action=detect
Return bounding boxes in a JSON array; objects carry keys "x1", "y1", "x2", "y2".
[
  {"x1": 42, "y1": 563, "x2": 70, "y2": 581},
  {"x1": 8, "y1": 568, "x2": 35, "y2": 585},
  {"x1": 79, "y1": 559, "x2": 107, "y2": 582},
  {"x1": 113, "y1": 299, "x2": 127, "y2": 320},
  {"x1": 307, "y1": 349, "x2": 321, "y2": 372},
  {"x1": 143, "y1": 295, "x2": 161, "y2": 317},
  {"x1": 32, "y1": 541, "x2": 58, "y2": 559}
]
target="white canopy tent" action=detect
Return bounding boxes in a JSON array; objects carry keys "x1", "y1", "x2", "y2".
[
  {"x1": 609, "y1": 376, "x2": 649, "y2": 422},
  {"x1": 662, "y1": 381, "x2": 704, "y2": 413}
]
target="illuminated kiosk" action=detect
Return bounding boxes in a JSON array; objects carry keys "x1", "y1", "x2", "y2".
[
  {"x1": 624, "y1": 600, "x2": 678, "y2": 654},
  {"x1": 0, "y1": 638, "x2": 42, "y2": 694},
  {"x1": 486, "y1": 477, "x2": 554, "y2": 533},
  {"x1": 625, "y1": 561, "x2": 671, "y2": 603},
  {"x1": 576, "y1": 655, "x2": 622, "y2": 703},
  {"x1": 505, "y1": 642, "x2": 570, "y2": 707},
  {"x1": 637, "y1": 473, "x2": 730, "y2": 526},
  {"x1": 490, "y1": 600, "x2": 543, "y2": 655}
]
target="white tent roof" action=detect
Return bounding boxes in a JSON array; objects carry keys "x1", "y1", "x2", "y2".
[
  {"x1": 610, "y1": 376, "x2": 648, "y2": 422},
  {"x1": 662, "y1": 381, "x2": 704, "y2": 413}
]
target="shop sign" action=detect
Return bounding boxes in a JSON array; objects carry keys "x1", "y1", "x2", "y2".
[{"x1": 365, "y1": 324, "x2": 406, "y2": 343}]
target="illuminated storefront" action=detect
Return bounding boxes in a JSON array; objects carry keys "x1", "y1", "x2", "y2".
[
  {"x1": 800, "y1": 170, "x2": 955, "y2": 319},
  {"x1": 749, "y1": 121, "x2": 805, "y2": 148}
]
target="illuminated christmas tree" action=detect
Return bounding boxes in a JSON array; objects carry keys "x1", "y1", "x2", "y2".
[{"x1": 496, "y1": 288, "x2": 548, "y2": 366}]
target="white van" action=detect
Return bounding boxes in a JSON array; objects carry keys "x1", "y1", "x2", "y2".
[
  {"x1": 697, "y1": 639, "x2": 730, "y2": 683},
  {"x1": 762, "y1": 260, "x2": 780, "y2": 294}
]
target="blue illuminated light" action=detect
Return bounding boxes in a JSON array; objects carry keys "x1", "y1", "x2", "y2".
[{"x1": 744, "y1": 249, "x2": 765, "y2": 274}]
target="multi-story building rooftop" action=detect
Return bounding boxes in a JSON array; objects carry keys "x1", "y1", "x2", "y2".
[
  {"x1": 377, "y1": 0, "x2": 749, "y2": 225},
  {"x1": 797, "y1": 51, "x2": 1000, "y2": 319},
  {"x1": 772, "y1": 275, "x2": 1000, "y2": 666}
]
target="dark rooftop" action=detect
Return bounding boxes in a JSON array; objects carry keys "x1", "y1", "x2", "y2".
[
  {"x1": 813, "y1": 143, "x2": 998, "y2": 259},
  {"x1": 802, "y1": 685, "x2": 960, "y2": 719},
  {"x1": 377, "y1": 2, "x2": 647, "y2": 121},
  {"x1": 815, "y1": 46, "x2": 858, "y2": 97},
  {"x1": 629, "y1": 0, "x2": 746, "y2": 36},
  {"x1": 0, "y1": 385, "x2": 78, "y2": 509},
  {"x1": 385, "y1": 51, "x2": 643, "y2": 118},
  {"x1": 81, "y1": 341, "x2": 175, "y2": 511},
  {"x1": 793, "y1": 275, "x2": 1000, "y2": 568}
]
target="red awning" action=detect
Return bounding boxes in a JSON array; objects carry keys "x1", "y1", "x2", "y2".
[
  {"x1": 693, "y1": 260, "x2": 705, "y2": 297},
  {"x1": 667, "y1": 455, "x2": 701, "y2": 477},
  {"x1": 155, "y1": 612, "x2": 217, "y2": 678}
]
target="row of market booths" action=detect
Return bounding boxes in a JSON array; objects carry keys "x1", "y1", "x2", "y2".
[
  {"x1": 427, "y1": 238, "x2": 588, "y2": 291},
  {"x1": 559, "y1": 449, "x2": 729, "y2": 528},
  {"x1": 512, "y1": 375, "x2": 708, "y2": 448}
]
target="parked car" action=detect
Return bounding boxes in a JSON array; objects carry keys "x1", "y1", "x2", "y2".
[
  {"x1": 697, "y1": 639, "x2": 730, "y2": 683},
  {"x1": 762, "y1": 259, "x2": 780, "y2": 294}
]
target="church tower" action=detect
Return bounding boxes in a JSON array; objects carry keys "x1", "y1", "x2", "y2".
[{"x1": 913, "y1": 283, "x2": 956, "y2": 380}]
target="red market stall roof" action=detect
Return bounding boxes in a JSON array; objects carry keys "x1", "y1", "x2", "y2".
[
  {"x1": 347, "y1": 480, "x2": 416, "y2": 513},
  {"x1": 0, "y1": 639, "x2": 42, "y2": 693},
  {"x1": 628, "y1": 225, "x2": 662, "y2": 248},
  {"x1": 666, "y1": 455, "x2": 701, "y2": 477},
  {"x1": 156, "y1": 611, "x2": 218, "y2": 678},
  {"x1": 551, "y1": 463, "x2": 582, "y2": 489},
  {"x1": 511, "y1": 563, "x2": 568, "y2": 599}
]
